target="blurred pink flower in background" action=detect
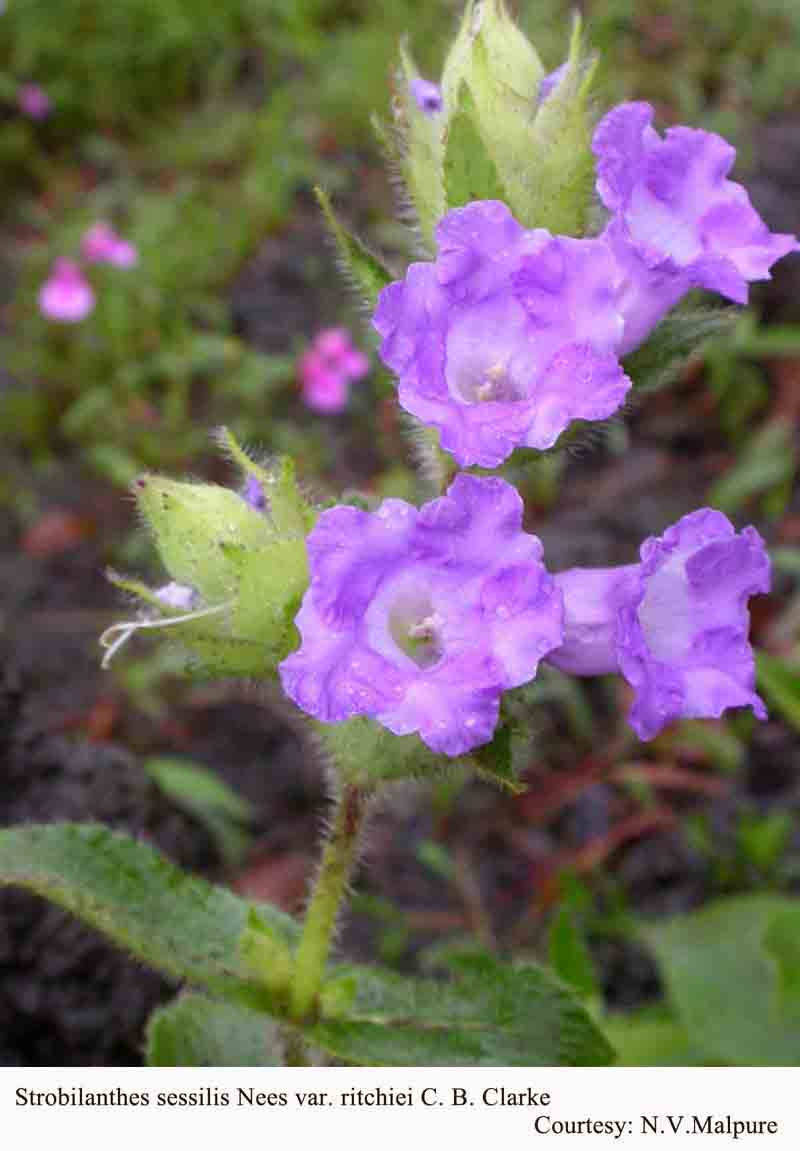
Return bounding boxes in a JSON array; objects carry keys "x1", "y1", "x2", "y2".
[
  {"x1": 38, "y1": 258, "x2": 95, "y2": 323},
  {"x1": 299, "y1": 327, "x2": 369, "y2": 412},
  {"x1": 81, "y1": 222, "x2": 138, "y2": 268},
  {"x1": 17, "y1": 84, "x2": 50, "y2": 120}
]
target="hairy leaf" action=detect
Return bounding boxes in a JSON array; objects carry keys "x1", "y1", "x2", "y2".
[
  {"x1": 146, "y1": 993, "x2": 282, "y2": 1066},
  {"x1": 623, "y1": 305, "x2": 738, "y2": 394},
  {"x1": 311, "y1": 952, "x2": 613, "y2": 1066},
  {"x1": 444, "y1": 83, "x2": 507, "y2": 210},
  {"x1": 520, "y1": 19, "x2": 596, "y2": 234},
  {"x1": 316, "y1": 717, "x2": 446, "y2": 787},
  {"x1": 314, "y1": 187, "x2": 393, "y2": 310},
  {"x1": 0, "y1": 824, "x2": 298, "y2": 1002},
  {"x1": 233, "y1": 538, "x2": 308, "y2": 667}
]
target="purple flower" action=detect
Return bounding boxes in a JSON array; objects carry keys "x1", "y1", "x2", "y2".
[
  {"x1": 38, "y1": 258, "x2": 95, "y2": 323},
  {"x1": 546, "y1": 565, "x2": 640, "y2": 678},
  {"x1": 242, "y1": 474, "x2": 265, "y2": 511},
  {"x1": 279, "y1": 474, "x2": 563, "y2": 756},
  {"x1": 548, "y1": 509, "x2": 771, "y2": 741},
  {"x1": 18, "y1": 83, "x2": 50, "y2": 120},
  {"x1": 410, "y1": 77, "x2": 443, "y2": 117},
  {"x1": 81, "y1": 222, "x2": 138, "y2": 268},
  {"x1": 373, "y1": 201, "x2": 631, "y2": 468},
  {"x1": 593, "y1": 102, "x2": 799, "y2": 354},
  {"x1": 155, "y1": 582, "x2": 197, "y2": 611},
  {"x1": 538, "y1": 62, "x2": 568, "y2": 104}
]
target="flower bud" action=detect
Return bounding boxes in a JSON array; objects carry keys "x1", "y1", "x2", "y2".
[{"x1": 437, "y1": 3, "x2": 596, "y2": 235}]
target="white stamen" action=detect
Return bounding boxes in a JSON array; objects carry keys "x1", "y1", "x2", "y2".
[
  {"x1": 407, "y1": 612, "x2": 443, "y2": 641},
  {"x1": 475, "y1": 361, "x2": 506, "y2": 402},
  {"x1": 99, "y1": 601, "x2": 234, "y2": 669}
]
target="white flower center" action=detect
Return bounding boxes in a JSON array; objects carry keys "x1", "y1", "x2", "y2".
[
  {"x1": 637, "y1": 552, "x2": 693, "y2": 663},
  {"x1": 389, "y1": 595, "x2": 444, "y2": 668}
]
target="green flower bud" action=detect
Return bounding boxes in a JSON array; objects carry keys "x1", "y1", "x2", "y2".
[
  {"x1": 403, "y1": 2, "x2": 596, "y2": 238},
  {"x1": 393, "y1": 41, "x2": 447, "y2": 250},
  {"x1": 134, "y1": 475, "x2": 274, "y2": 604},
  {"x1": 103, "y1": 442, "x2": 316, "y2": 680}
]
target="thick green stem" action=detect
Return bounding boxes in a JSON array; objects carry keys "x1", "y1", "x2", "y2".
[{"x1": 289, "y1": 784, "x2": 366, "y2": 1021}]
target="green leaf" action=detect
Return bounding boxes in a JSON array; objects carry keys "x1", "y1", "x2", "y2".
[
  {"x1": 310, "y1": 953, "x2": 613, "y2": 1066},
  {"x1": 240, "y1": 908, "x2": 295, "y2": 997},
  {"x1": 643, "y1": 894, "x2": 800, "y2": 1065},
  {"x1": 444, "y1": 83, "x2": 507, "y2": 210},
  {"x1": 522, "y1": 19, "x2": 597, "y2": 235},
  {"x1": 232, "y1": 538, "x2": 308, "y2": 663},
  {"x1": 764, "y1": 907, "x2": 800, "y2": 1018},
  {"x1": 671, "y1": 719, "x2": 745, "y2": 775},
  {"x1": 146, "y1": 993, "x2": 282, "y2": 1067},
  {"x1": 314, "y1": 187, "x2": 392, "y2": 310},
  {"x1": 0, "y1": 823, "x2": 298, "y2": 1003},
  {"x1": 756, "y1": 651, "x2": 800, "y2": 733},
  {"x1": 85, "y1": 444, "x2": 142, "y2": 488},
  {"x1": 145, "y1": 757, "x2": 252, "y2": 822},
  {"x1": 471, "y1": 719, "x2": 522, "y2": 793},
  {"x1": 707, "y1": 420, "x2": 796, "y2": 515},
  {"x1": 770, "y1": 547, "x2": 800, "y2": 578},
  {"x1": 548, "y1": 906, "x2": 598, "y2": 1002},
  {"x1": 623, "y1": 305, "x2": 739, "y2": 394},
  {"x1": 144, "y1": 757, "x2": 253, "y2": 869},
  {"x1": 603, "y1": 1009, "x2": 704, "y2": 1067},
  {"x1": 265, "y1": 455, "x2": 317, "y2": 537},
  {"x1": 736, "y1": 810, "x2": 792, "y2": 874}
]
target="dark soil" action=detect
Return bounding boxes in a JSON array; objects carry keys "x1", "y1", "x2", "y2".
[{"x1": 0, "y1": 465, "x2": 324, "y2": 1065}]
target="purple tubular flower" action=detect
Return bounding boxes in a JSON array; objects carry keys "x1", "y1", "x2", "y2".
[
  {"x1": 410, "y1": 77, "x2": 443, "y2": 117},
  {"x1": 548, "y1": 509, "x2": 771, "y2": 741},
  {"x1": 279, "y1": 475, "x2": 563, "y2": 756},
  {"x1": 547, "y1": 565, "x2": 640, "y2": 677},
  {"x1": 593, "y1": 102, "x2": 799, "y2": 354},
  {"x1": 373, "y1": 201, "x2": 631, "y2": 468}
]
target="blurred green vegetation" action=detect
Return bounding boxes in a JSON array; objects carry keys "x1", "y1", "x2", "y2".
[{"x1": 1, "y1": 0, "x2": 799, "y2": 482}]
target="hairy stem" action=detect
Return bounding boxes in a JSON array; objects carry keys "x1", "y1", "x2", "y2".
[
  {"x1": 281, "y1": 1025, "x2": 310, "y2": 1067},
  {"x1": 289, "y1": 783, "x2": 366, "y2": 1022}
]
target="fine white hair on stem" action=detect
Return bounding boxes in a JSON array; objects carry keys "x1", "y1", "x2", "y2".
[{"x1": 98, "y1": 601, "x2": 233, "y2": 669}]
